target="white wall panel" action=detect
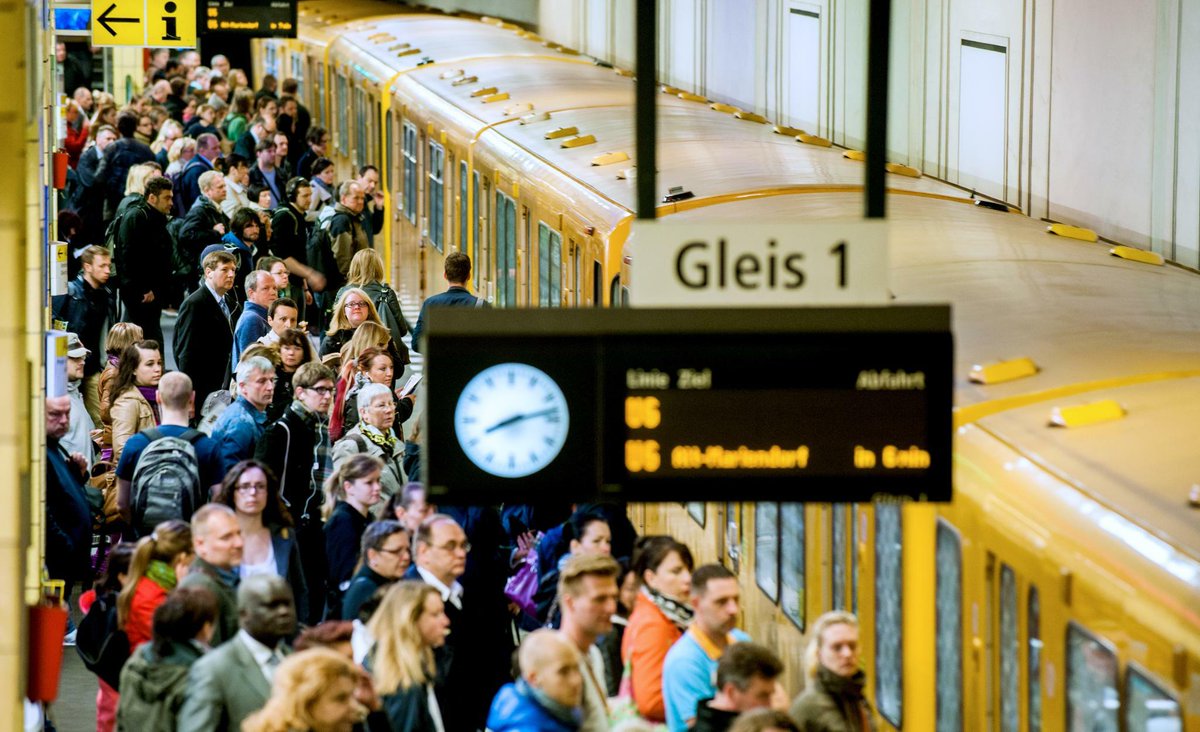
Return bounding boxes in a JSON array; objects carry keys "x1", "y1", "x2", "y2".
[
  {"x1": 612, "y1": 0, "x2": 636, "y2": 70},
  {"x1": 583, "y1": 0, "x2": 612, "y2": 60},
  {"x1": 704, "y1": 0, "x2": 758, "y2": 111},
  {"x1": 783, "y1": 3, "x2": 824, "y2": 133},
  {"x1": 666, "y1": 0, "x2": 702, "y2": 90},
  {"x1": 1048, "y1": 0, "x2": 1155, "y2": 247},
  {"x1": 1171, "y1": 0, "x2": 1200, "y2": 269},
  {"x1": 539, "y1": 1, "x2": 581, "y2": 53},
  {"x1": 957, "y1": 40, "x2": 1007, "y2": 199}
]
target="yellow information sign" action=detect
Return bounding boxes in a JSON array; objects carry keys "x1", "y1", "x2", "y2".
[{"x1": 92, "y1": 0, "x2": 195, "y2": 47}]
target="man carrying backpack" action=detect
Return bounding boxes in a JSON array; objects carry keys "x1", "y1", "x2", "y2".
[
  {"x1": 310, "y1": 181, "x2": 366, "y2": 323},
  {"x1": 115, "y1": 372, "x2": 223, "y2": 538}
]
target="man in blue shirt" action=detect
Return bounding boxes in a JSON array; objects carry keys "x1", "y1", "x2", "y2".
[
  {"x1": 662, "y1": 564, "x2": 752, "y2": 732},
  {"x1": 248, "y1": 137, "x2": 283, "y2": 209},
  {"x1": 212, "y1": 356, "x2": 276, "y2": 474},
  {"x1": 412, "y1": 251, "x2": 486, "y2": 353},
  {"x1": 116, "y1": 371, "x2": 224, "y2": 526},
  {"x1": 233, "y1": 270, "x2": 277, "y2": 366}
]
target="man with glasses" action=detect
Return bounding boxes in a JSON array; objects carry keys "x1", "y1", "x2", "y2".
[
  {"x1": 256, "y1": 361, "x2": 336, "y2": 624},
  {"x1": 407, "y1": 514, "x2": 515, "y2": 732},
  {"x1": 212, "y1": 356, "x2": 276, "y2": 474}
]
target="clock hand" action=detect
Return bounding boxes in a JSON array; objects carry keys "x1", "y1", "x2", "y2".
[{"x1": 484, "y1": 407, "x2": 560, "y2": 434}]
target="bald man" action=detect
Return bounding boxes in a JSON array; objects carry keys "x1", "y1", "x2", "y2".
[
  {"x1": 487, "y1": 629, "x2": 584, "y2": 732},
  {"x1": 45, "y1": 394, "x2": 94, "y2": 611}
]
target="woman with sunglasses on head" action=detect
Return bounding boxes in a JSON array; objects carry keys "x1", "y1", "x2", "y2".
[{"x1": 213, "y1": 459, "x2": 309, "y2": 623}]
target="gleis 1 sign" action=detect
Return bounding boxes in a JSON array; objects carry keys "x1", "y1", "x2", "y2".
[{"x1": 629, "y1": 220, "x2": 889, "y2": 306}]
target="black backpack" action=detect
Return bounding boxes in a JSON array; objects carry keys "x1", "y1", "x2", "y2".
[
  {"x1": 130, "y1": 427, "x2": 205, "y2": 538},
  {"x1": 75, "y1": 591, "x2": 130, "y2": 689}
]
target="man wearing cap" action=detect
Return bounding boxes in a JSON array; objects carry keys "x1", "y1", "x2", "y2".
[{"x1": 62, "y1": 333, "x2": 97, "y2": 470}]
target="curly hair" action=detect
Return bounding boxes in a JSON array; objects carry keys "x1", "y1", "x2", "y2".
[{"x1": 241, "y1": 648, "x2": 363, "y2": 732}]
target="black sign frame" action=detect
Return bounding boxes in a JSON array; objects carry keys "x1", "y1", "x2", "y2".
[
  {"x1": 423, "y1": 306, "x2": 952, "y2": 505},
  {"x1": 200, "y1": 0, "x2": 296, "y2": 38}
]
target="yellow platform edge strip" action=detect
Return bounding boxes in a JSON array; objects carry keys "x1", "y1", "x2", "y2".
[
  {"x1": 1046, "y1": 223, "x2": 1099, "y2": 242},
  {"x1": 1049, "y1": 399, "x2": 1125, "y2": 428},
  {"x1": 1110, "y1": 245, "x2": 1165, "y2": 266}
]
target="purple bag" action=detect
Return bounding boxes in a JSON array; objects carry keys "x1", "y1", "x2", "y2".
[{"x1": 504, "y1": 551, "x2": 539, "y2": 617}]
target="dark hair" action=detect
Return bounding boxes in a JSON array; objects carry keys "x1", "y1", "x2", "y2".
[
  {"x1": 285, "y1": 176, "x2": 311, "y2": 202},
  {"x1": 306, "y1": 125, "x2": 328, "y2": 146},
  {"x1": 293, "y1": 620, "x2": 354, "y2": 651},
  {"x1": 727, "y1": 710, "x2": 801, "y2": 732},
  {"x1": 143, "y1": 175, "x2": 173, "y2": 198},
  {"x1": 111, "y1": 340, "x2": 161, "y2": 401},
  {"x1": 169, "y1": 76, "x2": 187, "y2": 96},
  {"x1": 230, "y1": 206, "x2": 261, "y2": 237},
  {"x1": 93, "y1": 543, "x2": 135, "y2": 595},
  {"x1": 278, "y1": 93, "x2": 297, "y2": 109},
  {"x1": 151, "y1": 585, "x2": 219, "y2": 658},
  {"x1": 444, "y1": 251, "x2": 471, "y2": 284},
  {"x1": 116, "y1": 111, "x2": 138, "y2": 137},
  {"x1": 246, "y1": 184, "x2": 268, "y2": 204},
  {"x1": 226, "y1": 152, "x2": 250, "y2": 170},
  {"x1": 214, "y1": 459, "x2": 293, "y2": 528},
  {"x1": 631, "y1": 535, "x2": 694, "y2": 581},
  {"x1": 279, "y1": 329, "x2": 318, "y2": 369},
  {"x1": 268, "y1": 297, "x2": 298, "y2": 319},
  {"x1": 691, "y1": 563, "x2": 736, "y2": 596},
  {"x1": 361, "y1": 519, "x2": 407, "y2": 559},
  {"x1": 381, "y1": 482, "x2": 426, "y2": 520},
  {"x1": 311, "y1": 157, "x2": 334, "y2": 176},
  {"x1": 254, "y1": 137, "x2": 276, "y2": 154},
  {"x1": 281, "y1": 78, "x2": 299, "y2": 95},
  {"x1": 356, "y1": 345, "x2": 392, "y2": 375},
  {"x1": 566, "y1": 506, "x2": 608, "y2": 545},
  {"x1": 715, "y1": 643, "x2": 783, "y2": 690},
  {"x1": 358, "y1": 164, "x2": 378, "y2": 177}
]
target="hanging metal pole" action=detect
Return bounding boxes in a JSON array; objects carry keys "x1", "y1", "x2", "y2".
[
  {"x1": 865, "y1": 0, "x2": 890, "y2": 219},
  {"x1": 635, "y1": 0, "x2": 656, "y2": 220}
]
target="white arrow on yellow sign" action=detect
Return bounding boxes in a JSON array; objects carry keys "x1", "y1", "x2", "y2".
[{"x1": 91, "y1": 0, "x2": 195, "y2": 47}]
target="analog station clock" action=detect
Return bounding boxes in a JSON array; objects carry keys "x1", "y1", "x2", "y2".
[{"x1": 453, "y1": 362, "x2": 570, "y2": 478}]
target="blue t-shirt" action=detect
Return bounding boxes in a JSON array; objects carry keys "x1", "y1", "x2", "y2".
[
  {"x1": 663, "y1": 627, "x2": 752, "y2": 732},
  {"x1": 115, "y1": 425, "x2": 225, "y2": 490}
]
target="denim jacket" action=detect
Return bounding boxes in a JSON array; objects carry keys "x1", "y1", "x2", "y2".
[{"x1": 212, "y1": 396, "x2": 267, "y2": 474}]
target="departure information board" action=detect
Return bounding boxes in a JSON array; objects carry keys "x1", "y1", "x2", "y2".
[
  {"x1": 423, "y1": 307, "x2": 952, "y2": 504},
  {"x1": 202, "y1": 0, "x2": 295, "y2": 37}
]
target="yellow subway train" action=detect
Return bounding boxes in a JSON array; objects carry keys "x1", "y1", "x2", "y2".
[{"x1": 254, "y1": 4, "x2": 1200, "y2": 729}]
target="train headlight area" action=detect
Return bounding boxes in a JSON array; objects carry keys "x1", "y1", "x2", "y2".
[{"x1": 423, "y1": 305, "x2": 953, "y2": 505}]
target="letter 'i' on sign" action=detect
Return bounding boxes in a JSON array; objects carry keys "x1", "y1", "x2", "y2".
[{"x1": 91, "y1": 0, "x2": 195, "y2": 47}]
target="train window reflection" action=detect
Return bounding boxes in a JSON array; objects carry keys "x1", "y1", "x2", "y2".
[
  {"x1": 1028, "y1": 586, "x2": 1042, "y2": 732},
  {"x1": 724, "y1": 502, "x2": 741, "y2": 574},
  {"x1": 935, "y1": 520, "x2": 962, "y2": 732},
  {"x1": 401, "y1": 122, "x2": 417, "y2": 224},
  {"x1": 1066, "y1": 624, "x2": 1118, "y2": 732},
  {"x1": 687, "y1": 502, "x2": 705, "y2": 527},
  {"x1": 780, "y1": 503, "x2": 805, "y2": 630},
  {"x1": 495, "y1": 192, "x2": 517, "y2": 307},
  {"x1": 875, "y1": 502, "x2": 903, "y2": 727},
  {"x1": 459, "y1": 161, "x2": 468, "y2": 257},
  {"x1": 537, "y1": 223, "x2": 562, "y2": 307},
  {"x1": 1124, "y1": 667, "x2": 1181, "y2": 732},
  {"x1": 427, "y1": 141, "x2": 445, "y2": 251},
  {"x1": 831, "y1": 504, "x2": 847, "y2": 609},
  {"x1": 754, "y1": 502, "x2": 778, "y2": 602},
  {"x1": 1000, "y1": 565, "x2": 1018, "y2": 732}
]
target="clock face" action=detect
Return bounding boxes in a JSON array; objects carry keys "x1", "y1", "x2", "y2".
[{"x1": 454, "y1": 362, "x2": 570, "y2": 478}]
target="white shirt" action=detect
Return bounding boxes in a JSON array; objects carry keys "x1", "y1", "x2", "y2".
[
  {"x1": 238, "y1": 540, "x2": 276, "y2": 580},
  {"x1": 415, "y1": 565, "x2": 464, "y2": 610},
  {"x1": 222, "y1": 178, "x2": 252, "y2": 218},
  {"x1": 350, "y1": 619, "x2": 374, "y2": 666},
  {"x1": 237, "y1": 629, "x2": 285, "y2": 684}
]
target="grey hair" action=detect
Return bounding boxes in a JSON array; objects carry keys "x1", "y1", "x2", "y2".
[
  {"x1": 236, "y1": 355, "x2": 274, "y2": 385},
  {"x1": 357, "y1": 382, "x2": 392, "y2": 413},
  {"x1": 198, "y1": 169, "x2": 222, "y2": 192}
]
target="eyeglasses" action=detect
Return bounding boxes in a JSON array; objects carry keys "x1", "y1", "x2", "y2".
[
  {"x1": 433, "y1": 541, "x2": 471, "y2": 553},
  {"x1": 344, "y1": 301, "x2": 369, "y2": 310},
  {"x1": 236, "y1": 483, "x2": 268, "y2": 494},
  {"x1": 376, "y1": 545, "x2": 409, "y2": 556},
  {"x1": 308, "y1": 386, "x2": 334, "y2": 395}
]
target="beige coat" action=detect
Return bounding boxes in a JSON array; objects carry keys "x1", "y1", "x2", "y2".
[{"x1": 109, "y1": 388, "x2": 156, "y2": 465}]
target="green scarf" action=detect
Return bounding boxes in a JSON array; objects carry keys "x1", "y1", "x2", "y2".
[
  {"x1": 361, "y1": 424, "x2": 399, "y2": 452},
  {"x1": 146, "y1": 559, "x2": 178, "y2": 591}
]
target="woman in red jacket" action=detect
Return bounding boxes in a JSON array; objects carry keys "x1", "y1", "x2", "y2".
[
  {"x1": 117, "y1": 519, "x2": 193, "y2": 649},
  {"x1": 621, "y1": 535, "x2": 695, "y2": 723}
]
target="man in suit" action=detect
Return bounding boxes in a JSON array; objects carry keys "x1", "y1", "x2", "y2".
[
  {"x1": 177, "y1": 133, "x2": 221, "y2": 213},
  {"x1": 406, "y1": 514, "x2": 513, "y2": 732},
  {"x1": 175, "y1": 249, "x2": 239, "y2": 413},
  {"x1": 178, "y1": 574, "x2": 296, "y2": 732}
]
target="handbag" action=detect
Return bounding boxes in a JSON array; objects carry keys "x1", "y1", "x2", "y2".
[
  {"x1": 75, "y1": 591, "x2": 131, "y2": 689},
  {"x1": 88, "y1": 461, "x2": 120, "y2": 528},
  {"x1": 504, "y1": 551, "x2": 539, "y2": 618}
]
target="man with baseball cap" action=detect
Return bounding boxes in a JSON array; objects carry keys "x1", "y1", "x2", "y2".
[{"x1": 62, "y1": 332, "x2": 97, "y2": 469}]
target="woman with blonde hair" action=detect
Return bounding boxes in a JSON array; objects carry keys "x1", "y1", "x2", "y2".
[
  {"x1": 323, "y1": 453, "x2": 384, "y2": 619},
  {"x1": 328, "y1": 321, "x2": 402, "y2": 439},
  {"x1": 224, "y1": 87, "x2": 254, "y2": 142},
  {"x1": 151, "y1": 119, "x2": 183, "y2": 159},
  {"x1": 321, "y1": 287, "x2": 384, "y2": 358},
  {"x1": 98, "y1": 322, "x2": 144, "y2": 462},
  {"x1": 336, "y1": 249, "x2": 410, "y2": 355},
  {"x1": 243, "y1": 647, "x2": 365, "y2": 732},
  {"x1": 164, "y1": 136, "x2": 196, "y2": 179},
  {"x1": 790, "y1": 610, "x2": 874, "y2": 732},
  {"x1": 117, "y1": 519, "x2": 194, "y2": 650},
  {"x1": 367, "y1": 581, "x2": 450, "y2": 731},
  {"x1": 90, "y1": 102, "x2": 118, "y2": 131}
]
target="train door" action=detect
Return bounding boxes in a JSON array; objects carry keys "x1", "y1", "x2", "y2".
[
  {"x1": 521, "y1": 206, "x2": 531, "y2": 305},
  {"x1": 536, "y1": 220, "x2": 563, "y2": 307},
  {"x1": 476, "y1": 171, "x2": 490, "y2": 298},
  {"x1": 495, "y1": 189, "x2": 517, "y2": 307}
]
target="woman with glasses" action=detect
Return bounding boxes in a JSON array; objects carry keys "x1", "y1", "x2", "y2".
[
  {"x1": 321, "y1": 287, "x2": 385, "y2": 358},
  {"x1": 342, "y1": 519, "x2": 410, "y2": 621},
  {"x1": 213, "y1": 459, "x2": 309, "y2": 621},
  {"x1": 331, "y1": 382, "x2": 409, "y2": 503},
  {"x1": 340, "y1": 346, "x2": 414, "y2": 438},
  {"x1": 335, "y1": 249, "x2": 410, "y2": 366},
  {"x1": 323, "y1": 452, "x2": 385, "y2": 619}
]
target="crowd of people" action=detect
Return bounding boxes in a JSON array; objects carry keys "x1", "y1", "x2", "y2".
[{"x1": 45, "y1": 48, "x2": 880, "y2": 732}]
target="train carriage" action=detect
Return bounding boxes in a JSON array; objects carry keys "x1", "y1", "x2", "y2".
[{"x1": 257, "y1": 5, "x2": 1200, "y2": 730}]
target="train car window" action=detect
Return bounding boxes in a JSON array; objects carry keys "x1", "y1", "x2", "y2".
[
  {"x1": 1124, "y1": 667, "x2": 1181, "y2": 731},
  {"x1": 427, "y1": 141, "x2": 445, "y2": 251},
  {"x1": 292, "y1": 54, "x2": 303, "y2": 85},
  {"x1": 687, "y1": 502, "x2": 705, "y2": 527},
  {"x1": 402, "y1": 122, "x2": 417, "y2": 224},
  {"x1": 315, "y1": 61, "x2": 325, "y2": 127},
  {"x1": 852, "y1": 506, "x2": 861, "y2": 613},
  {"x1": 523, "y1": 210, "x2": 532, "y2": 305},
  {"x1": 780, "y1": 503, "x2": 805, "y2": 630},
  {"x1": 373, "y1": 100, "x2": 381, "y2": 172},
  {"x1": 495, "y1": 192, "x2": 517, "y2": 307},
  {"x1": 754, "y1": 502, "x2": 779, "y2": 602},
  {"x1": 1028, "y1": 586, "x2": 1042, "y2": 732},
  {"x1": 473, "y1": 172, "x2": 483, "y2": 287},
  {"x1": 592, "y1": 261, "x2": 603, "y2": 307},
  {"x1": 337, "y1": 74, "x2": 348, "y2": 154},
  {"x1": 1000, "y1": 565, "x2": 1018, "y2": 732},
  {"x1": 459, "y1": 161, "x2": 468, "y2": 255},
  {"x1": 356, "y1": 89, "x2": 367, "y2": 170},
  {"x1": 384, "y1": 111, "x2": 394, "y2": 195},
  {"x1": 831, "y1": 504, "x2": 847, "y2": 609},
  {"x1": 935, "y1": 520, "x2": 963, "y2": 732},
  {"x1": 1065, "y1": 623, "x2": 1119, "y2": 732},
  {"x1": 573, "y1": 247, "x2": 581, "y2": 306},
  {"x1": 723, "y1": 502, "x2": 741, "y2": 573},
  {"x1": 537, "y1": 223, "x2": 562, "y2": 307},
  {"x1": 875, "y1": 502, "x2": 903, "y2": 727}
]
